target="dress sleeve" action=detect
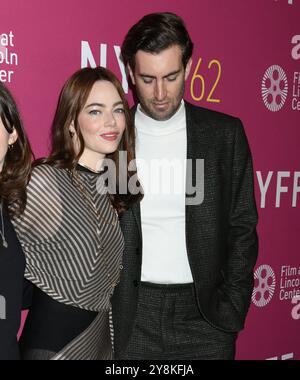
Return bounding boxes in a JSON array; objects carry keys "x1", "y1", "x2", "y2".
[{"x1": 13, "y1": 165, "x2": 63, "y2": 244}]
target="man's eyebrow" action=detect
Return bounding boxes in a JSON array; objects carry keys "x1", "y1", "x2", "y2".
[
  {"x1": 139, "y1": 70, "x2": 181, "y2": 79},
  {"x1": 85, "y1": 101, "x2": 123, "y2": 109},
  {"x1": 163, "y1": 70, "x2": 181, "y2": 78}
]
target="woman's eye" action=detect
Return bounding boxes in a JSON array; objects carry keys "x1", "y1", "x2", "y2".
[
  {"x1": 89, "y1": 110, "x2": 101, "y2": 116},
  {"x1": 115, "y1": 108, "x2": 125, "y2": 114}
]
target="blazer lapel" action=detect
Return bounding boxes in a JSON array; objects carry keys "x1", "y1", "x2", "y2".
[
  {"x1": 131, "y1": 201, "x2": 142, "y2": 240},
  {"x1": 185, "y1": 102, "x2": 216, "y2": 228},
  {"x1": 130, "y1": 105, "x2": 142, "y2": 242}
]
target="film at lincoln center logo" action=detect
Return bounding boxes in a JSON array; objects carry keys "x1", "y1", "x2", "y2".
[
  {"x1": 261, "y1": 65, "x2": 288, "y2": 112},
  {"x1": 252, "y1": 264, "x2": 276, "y2": 307}
]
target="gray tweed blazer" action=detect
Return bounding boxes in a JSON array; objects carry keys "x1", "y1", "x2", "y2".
[{"x1": 112, "y1": 101, "x2": 258, "y2": 358}]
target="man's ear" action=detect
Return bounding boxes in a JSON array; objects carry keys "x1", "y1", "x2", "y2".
[
  {"x1": 127, "y1": 64, "x2": 136, "y2": 85},
  {"x1": 184, "y1": 58, "x2": 193, "y2": 81},
  {"x1": 8, "y1": 128, "x2": 18, "y2": 146}
]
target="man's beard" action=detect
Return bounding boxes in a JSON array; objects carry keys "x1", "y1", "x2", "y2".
[{"x1": 136, "y1": 84, "x2": 185, "y2": 121}]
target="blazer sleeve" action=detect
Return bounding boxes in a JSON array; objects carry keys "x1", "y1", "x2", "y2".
[
  {"x1": 22, "y1": 279, "x2": 33, "y2": 310},
  {"x1": 225, "y1": 118, "x2": 259, "y2": 319},
  {"x1": 0, "y1": 251, "x2": 22, "y2": 360}
]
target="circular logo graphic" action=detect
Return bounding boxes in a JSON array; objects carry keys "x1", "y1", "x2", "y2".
[
  {"x1": 261, "y1": 65, "x2": 288, "y2": 112},
  {"x1": 252, "y1": 265, "x2": 276, "y2": 307}
]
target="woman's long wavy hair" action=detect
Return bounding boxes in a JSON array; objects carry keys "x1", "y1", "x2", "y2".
[
  {"x1": 37, "y1": 66, "x2": 143, "y2": 214},
  {"x1": 0, "y1": 82, "x2": 33, "y2": 217}
]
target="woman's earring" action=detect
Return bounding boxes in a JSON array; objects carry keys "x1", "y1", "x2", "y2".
[{"x1": 8, "y1": 144, "x2": 14, "y2": 150}]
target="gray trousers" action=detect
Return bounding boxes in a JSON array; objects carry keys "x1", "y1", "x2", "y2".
[{"x1": 120, "y1": 282, "x2": 237, "y2": 360}]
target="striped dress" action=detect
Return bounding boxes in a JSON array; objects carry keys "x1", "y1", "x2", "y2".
[{"x1": 12, "y1": 164, "x2": 124, "y2": 360}]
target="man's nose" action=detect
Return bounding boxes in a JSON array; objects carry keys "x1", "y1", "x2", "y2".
[{"x1": 154, "y1": 81, "x2": 167, "y2": 101}]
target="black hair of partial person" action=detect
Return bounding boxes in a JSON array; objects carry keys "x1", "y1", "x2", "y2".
[
  {"x1": 121, "y1": 12, "x2": 194, "y2": 70},
  {"x1": 0, "y1": 82, "x2": 33, "y2": 217},
  {"x1": 35, "y1": 66, "x2": 143, "y2": 215}
]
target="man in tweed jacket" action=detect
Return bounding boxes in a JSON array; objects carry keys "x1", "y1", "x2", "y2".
[{"x1": 112, "y1": 12, "x2": 258, "y2": 360}]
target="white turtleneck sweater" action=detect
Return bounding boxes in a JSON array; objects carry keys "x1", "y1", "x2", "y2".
[{"x1": 135, "y1": 101, "x2": 194, "y2": 284}]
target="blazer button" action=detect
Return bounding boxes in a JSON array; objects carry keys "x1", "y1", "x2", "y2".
[{"x1": 133, "y1": 280, "x2": 139, "y2": 287}]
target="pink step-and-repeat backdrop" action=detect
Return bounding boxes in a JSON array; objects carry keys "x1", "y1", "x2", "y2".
[{"x1": 1, "y1": 0, "x2": 299, "y2": 360}]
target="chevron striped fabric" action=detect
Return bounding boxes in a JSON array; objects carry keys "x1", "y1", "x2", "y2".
[{"x1": 13, "y1": 164, "x2": 124, "y2": 360}]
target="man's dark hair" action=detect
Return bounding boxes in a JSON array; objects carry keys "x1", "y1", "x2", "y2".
[{"x1": 121, "y1": 12, "x2": 194, "y2": 70}]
